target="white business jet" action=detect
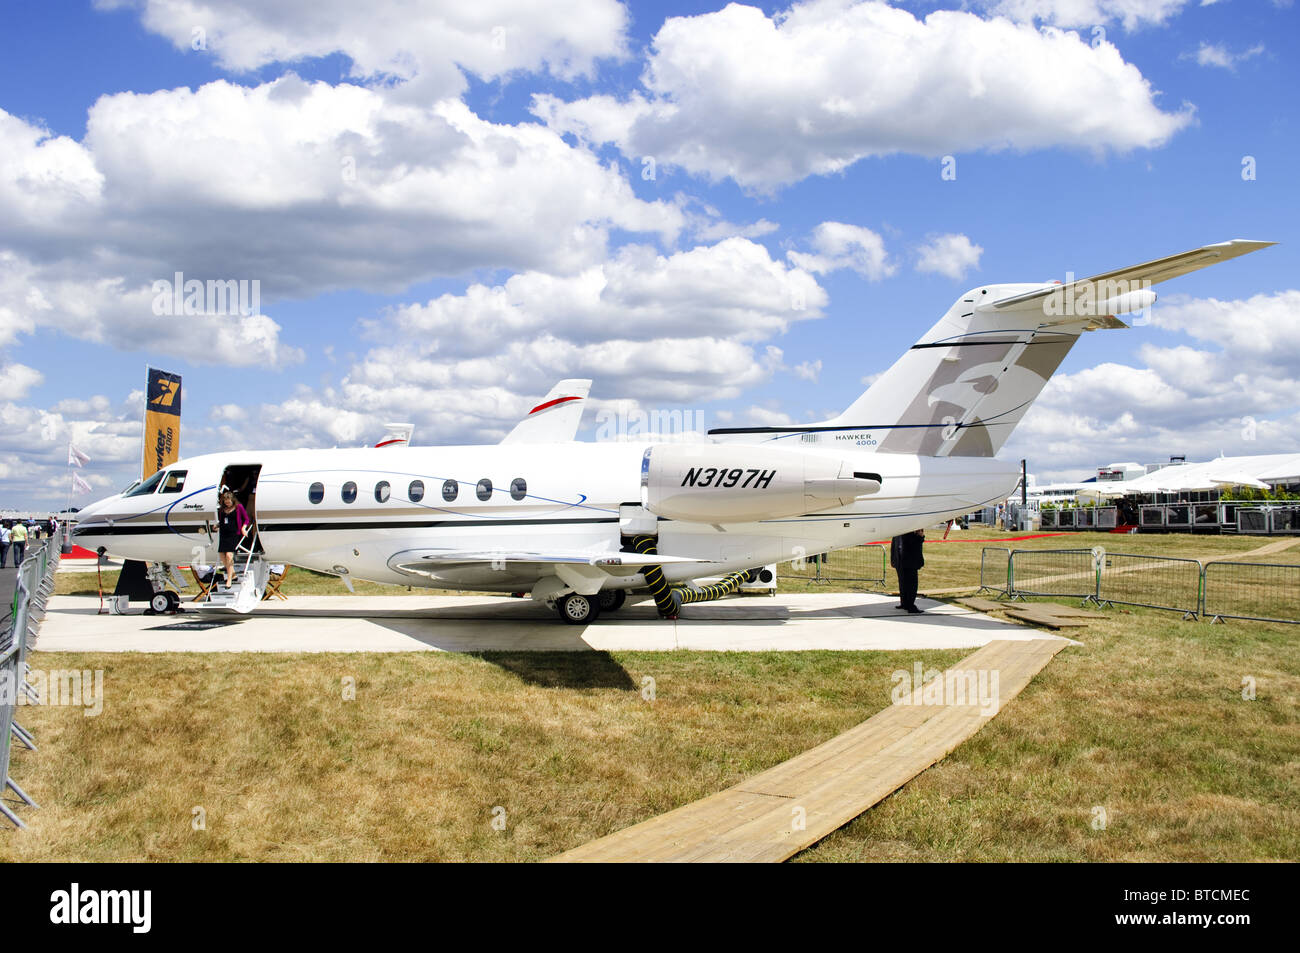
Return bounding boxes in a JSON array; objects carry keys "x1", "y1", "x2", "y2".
[{"x1": 73, "y1": 241, "x2": 1273, "y2": 622}]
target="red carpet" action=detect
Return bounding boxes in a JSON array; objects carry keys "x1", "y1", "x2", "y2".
[
  {"x1": 869, "y1": 533, "x2": 1069, "y2": 544},
  {"x1": 65, "y1": 544, "x2": 98, "y2": 559}
]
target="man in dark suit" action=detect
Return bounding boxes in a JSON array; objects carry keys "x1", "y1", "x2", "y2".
[{"x1": 890, "y1": 529, "x2": 925, "y2": 614}]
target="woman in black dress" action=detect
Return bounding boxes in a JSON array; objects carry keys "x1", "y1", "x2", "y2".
[{"x1": 217, "y1": 488, "x2": 252, "y2": 589}]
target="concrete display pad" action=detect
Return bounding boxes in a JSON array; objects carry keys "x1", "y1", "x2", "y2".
[{"x1": 33, "y1": 592, "x2": 1065, "y2": 653}]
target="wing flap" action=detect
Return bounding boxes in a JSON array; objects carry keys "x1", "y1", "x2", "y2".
[{"x1": 388, "y1": 548, "x2": 703, "y2": 579}]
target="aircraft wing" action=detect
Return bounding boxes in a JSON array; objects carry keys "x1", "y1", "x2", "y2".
[
  {"x1": 982, "y1": 239, "x2": 1276, "y2": 317},
  {"x1": 388, "y1": 547, "x2": 704, "y2": 592},
  {"x1": 391, "y1": 549, "x2": 702, "y2": 573},
  {"x1": 500, "y1": 379, "x2": 591, "y2": 444}
]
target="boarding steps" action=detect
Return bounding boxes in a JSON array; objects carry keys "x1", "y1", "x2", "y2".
[{"x1": 199, "y1": 554, "x2": 270, "y2": 614}]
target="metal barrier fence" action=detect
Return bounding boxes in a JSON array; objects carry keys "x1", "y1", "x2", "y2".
[
  {"x1": 1203, "y1": 562, "x2": 1300, "y2": 624},
  {"x1": 1097, "y1": 552, "x2": 1203, "y2": 620},
  {"x1": 1008, "y1": 548, "x2": 1099, "y2": 602},
  {"x1": 778, "y1": 544, "x2": 887, "y2": 588},
  {"x1": 1040, "y1": 504, "x2": 1300, "y2": 534},
  {"x1": 981, "y1": 545, "x2": 1300, "y2": 623},
  {"x1": 2, "y1": 539, "x2": 57, "y2": 829},
  {"x1": 977, "y1": 547, "x2": 1010, "y2": 596},
  {"x1": 1040, "y1": 507, "x2": 1119, "y2": 530}
]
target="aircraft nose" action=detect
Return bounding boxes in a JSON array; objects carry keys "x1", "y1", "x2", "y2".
[{"x1": 76, "y1": 497, "x2": 108, "y2": 521}]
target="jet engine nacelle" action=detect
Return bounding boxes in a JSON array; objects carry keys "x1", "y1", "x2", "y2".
[{"x1": 640, "y1": 444, "x2": 881, "y2": 523}]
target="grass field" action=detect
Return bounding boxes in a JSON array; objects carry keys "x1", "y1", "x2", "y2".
[{"x1": 9, "y1": 528, "x2": 1299, "y2": 862}]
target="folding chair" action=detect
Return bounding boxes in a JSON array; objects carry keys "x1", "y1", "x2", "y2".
[
  {"x1": 262, "y1": 565, "x2": 289, "y2": 601},
  {"x1": 189, "y1": 565, "x2": 217, "y2": 602}
]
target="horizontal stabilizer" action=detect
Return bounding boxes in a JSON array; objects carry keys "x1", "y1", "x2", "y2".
[{"x1": 984, "y1": 240, "x2": 1275, "y2": 317}]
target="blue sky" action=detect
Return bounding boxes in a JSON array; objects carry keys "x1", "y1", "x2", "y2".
[{"x1": 0, "y1": 0, "x2": 1296, "y2": 509}]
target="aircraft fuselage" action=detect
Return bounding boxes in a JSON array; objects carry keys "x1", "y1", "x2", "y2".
[{"x1": 73, "y1": 442, "x2": 1017, "y2": 592}]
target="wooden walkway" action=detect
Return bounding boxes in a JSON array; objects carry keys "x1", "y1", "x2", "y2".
[{"x1": 551, "y1": 637, "x2": 1067, "y2": 862}]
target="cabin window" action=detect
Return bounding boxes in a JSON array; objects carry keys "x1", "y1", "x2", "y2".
[
  {"x1": 442, "y1": 480, "x2": 458, "y2": 502},
  {"x1": 308, "y1": 482, "x2": 324, "y2": 504},
  {"x1": 341, "y1": 481, "x2": 357, "y2": 504},
  {"x1": 476, "y1": 479, "x2": 492, "y2": 501},
  {"x1": 160, "y1": 470, "x2": 187, "y2": 493},
  {"x1": 510, "y1": 478, "x2": 526, "y2": 501},
  {"x1": 125, "y1": 470, "x2": 166, "y2": 497},
  {"x1": 375, "y1": 481, "x2": 391, "y2": 503},
  {"x1": 408, "y1": 480, "x2": 425, "y2": 502}
]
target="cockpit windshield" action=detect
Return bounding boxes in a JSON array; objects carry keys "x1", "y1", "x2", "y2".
[{"x1": 124, "y1": 470, "x2": 167, "y2": 497}]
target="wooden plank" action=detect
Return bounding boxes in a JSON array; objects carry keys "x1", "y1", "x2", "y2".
[
  {"x1": 1035, "y1": 605, "x2": 1106, "y2": 619},
  {"x1": 1001, "y1": 607, "x2": 1088, "y2": 629},
  {"x1": 957, "y1": 596, "x2": 1007, "y2": 613},
  {"x1": 550, "y1": 638, "x2": 1066, "y2": 863}
]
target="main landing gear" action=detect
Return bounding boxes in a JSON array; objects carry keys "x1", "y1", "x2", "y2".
[
  {"x1": 555, "y1": 588, "x2": 627, "y2": 625},
  {"x1": 597, "y1": 589, "x2": 627, "y2": 613},
  {"x1": 557, "y1": 592, "x2": 600, "y2": 625}
]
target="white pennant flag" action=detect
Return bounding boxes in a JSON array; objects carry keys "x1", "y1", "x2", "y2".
[
  {"x1": 68, "y1": 443, "x2": 90, "y2": 468},
  {"x1": 72, "y1": 473, "x2": 93, "y2": 495}
]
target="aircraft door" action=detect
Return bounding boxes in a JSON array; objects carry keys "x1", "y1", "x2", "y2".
[{"x1": 218, "y1": 464, "x2": 263, "y2": 552}]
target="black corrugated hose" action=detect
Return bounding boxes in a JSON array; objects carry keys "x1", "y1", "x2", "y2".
[{"x1": 629, "y1": 535, "x2": 749, "y2": 619}]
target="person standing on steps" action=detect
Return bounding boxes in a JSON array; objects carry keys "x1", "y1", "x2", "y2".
[
  {"x1": 890, "y1": 529, "x2": 925, "y2": 614},
  {"x1": 217, "y1": 487, "x2": 251, "y2": 590}
]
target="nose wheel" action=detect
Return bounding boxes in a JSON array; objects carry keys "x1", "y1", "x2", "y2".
[
  {"x1": 148, "y1": 590, "x2": 181, "y2": 614},
  {"x1": 556, "y1": 592, "x2": 601, "y2": 625}
]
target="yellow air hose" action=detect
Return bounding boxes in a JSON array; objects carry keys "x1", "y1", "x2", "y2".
[{"x1": 629, "y1": 535, "x2": 749, "y2": 619}]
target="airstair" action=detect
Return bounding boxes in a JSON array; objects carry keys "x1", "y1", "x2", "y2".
[{"x1": 199, "y1": 538, "x2": 270, "y2": 613}]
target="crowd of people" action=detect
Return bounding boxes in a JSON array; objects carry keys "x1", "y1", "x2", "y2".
[{"x1": 1, "y1": 517, "x2": 60, "y2": 569}]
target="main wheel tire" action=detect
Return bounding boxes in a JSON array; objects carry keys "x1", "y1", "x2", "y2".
[
  {"x1": 149, "y1": 592, "x2": 171, "y2": 613},
  {"x1": 165, "y1": 590, "x2": 181, "y2": 612},
  {"x1": 596, "y1": 589, "x2": 627, "y2": 612},
  {"x1": 557, "y1": 592, "x2": 600, "y2": 625}
]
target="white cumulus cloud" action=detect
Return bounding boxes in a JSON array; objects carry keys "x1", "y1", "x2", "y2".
[
  {"x1": 787, "y1": 223, "x2": 894, "y2": 280},
  {"x1": 533, "y1": 0, "x2": 1195, "y2": 190},
  {"x1": 915, "y1": 233, "x2": 984, "y2": 280}
]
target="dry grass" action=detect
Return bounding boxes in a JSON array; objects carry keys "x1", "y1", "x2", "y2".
[
  {"x1": 796, "y1": 606, "x2": 1300, "y2": 861},
  {"x1": 0, "y1": 649, "x2": 965, "y2": 861},
  {"x1": 16, "y1": 530, "x2": 1299, "y2": 862}
]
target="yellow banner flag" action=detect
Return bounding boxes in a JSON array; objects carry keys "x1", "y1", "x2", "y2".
[{"x1": 142, "y1": 367, "x2": 182, "y2": 478}]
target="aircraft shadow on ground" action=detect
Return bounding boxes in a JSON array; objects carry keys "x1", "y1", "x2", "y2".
[{"x1": 472, "y1": 651, "x2": 638, "y2": 690}]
